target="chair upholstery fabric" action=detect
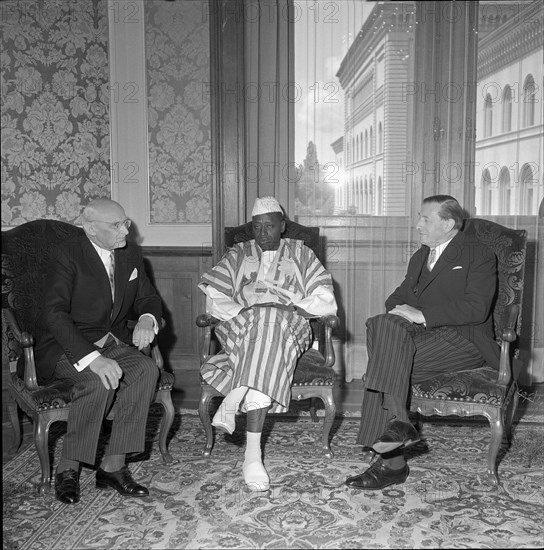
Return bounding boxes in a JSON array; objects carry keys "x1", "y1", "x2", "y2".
[
  {"x1": 410, "y1": 218, "x2": 527, "y2": 483},
  {"x1": 2, "y1": 220, "x2": 175, "y2": 494},
  {"x1": 198, "y1": 220, "x2": 338, "y2": 458}
]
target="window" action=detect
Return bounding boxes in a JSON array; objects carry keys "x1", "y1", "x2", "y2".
[
  {"x1": 484, "y1": 94, "x2": 493, "y2": 137},
  {"x1": 481, "y1": 168, "x2": 493, "y2": 215},
  {"x1": 292, "y1": 0, "x2": 542, "y2": 383},
  {"x1": 499, "y1": 166, "x2": 511, "y2": 214},
  {"x1": 520, "y1": 163, "x2": 536, "y2": 215},
  {"x1": 523, "y1": 74, "x2": 536, "y2": 127},
  {"x1": 502, "y1": 85, "x2": 512, "y2": 133}
]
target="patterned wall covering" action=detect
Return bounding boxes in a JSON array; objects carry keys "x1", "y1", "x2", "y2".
[
  {"x1": 1, "y1": 0, "x2": 110, "y2": 226},
  {"x1": 145, "y1": 1, "x2": 211, "y2": 224}
]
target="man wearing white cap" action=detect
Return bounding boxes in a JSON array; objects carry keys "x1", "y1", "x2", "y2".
[{"x1": 198, "y1": 196, "x2": 337, "y2": 491}]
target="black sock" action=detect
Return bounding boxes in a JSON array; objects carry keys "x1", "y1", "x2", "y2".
[{"x1": 381, "y1": 448, "x2": 406, "y2": 469}]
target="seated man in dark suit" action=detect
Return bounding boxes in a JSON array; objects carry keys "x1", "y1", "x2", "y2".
[
  {"x1": 346, "y1": 195, "x2": 499, "y2": 490},
  {"x1": 36, "y1": 198, "x2": 163, "y2": 504}
]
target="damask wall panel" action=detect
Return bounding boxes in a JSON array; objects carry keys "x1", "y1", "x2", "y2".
[
  {"x1": 1, "y1": 0, "x2": 110, "y2": 226},
  {"x1": 144, "y1": 1, "x2": 211, "y2": 224}
]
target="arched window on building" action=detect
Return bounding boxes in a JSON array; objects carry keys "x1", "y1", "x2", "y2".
[
  {"x1": 484, "y1": 93, "x2": 493, "y2": 137},
  {"x1": 364, "y1": 129, "x2": 368, "y2": 158},
  {"x1": 369, "y1": 125, "x2": 373, "y2": 157},
  {"x1": 369, "y1": 176, "x2": 373, "y2": 214},
  {"x1": 481, "y1": 168, "x2": 492, "y2": 215},
  {"x1": 523, "y1": 74, "x2": 536, "y2": 128},
  {"x1": 364, "y1": 176, "x2": 368, "y2": 213},
  {"x1": 378, "y1": 122, "x2": 383, "y2": 153},
  {"x1": 502, "y1": 85, "x2": 512, "y2": 133},
  {"x1": 520, "y1": 163, "x2": 536, "y2": 215},
  {"x1": 499, "y1": 166, "x2": 511, "y2": 215},
  {"x1": 356, "y1": 134, "x2": 360, "y2": 162},
  {"x1": 377, "y1": 176, "x2": 383, "y2": 215}
]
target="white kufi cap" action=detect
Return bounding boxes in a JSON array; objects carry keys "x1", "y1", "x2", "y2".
[{"x1": 251, "y1": 196, "x2": 283, "y2": 217}]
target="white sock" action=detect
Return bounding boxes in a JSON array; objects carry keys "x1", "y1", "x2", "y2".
[
  {"x1": 243, "y1": 431, "x2": 269, "y2": 491},
  {"x1": 212, "y1": 386, "x2": 248, "y2": 434}
]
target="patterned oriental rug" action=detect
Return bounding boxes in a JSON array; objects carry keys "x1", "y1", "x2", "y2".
[{"x1": 3, "y1": 409, "x2": 544, "y2": 550}]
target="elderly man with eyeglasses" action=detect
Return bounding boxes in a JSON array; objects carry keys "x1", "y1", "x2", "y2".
[{"x1": 34, "y1": 198, "x2": 163, "y2": 504}]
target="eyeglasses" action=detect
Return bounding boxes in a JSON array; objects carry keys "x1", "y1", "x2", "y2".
[{"x1": 90, "y1": 218, "x2": 132, "y2": 231}]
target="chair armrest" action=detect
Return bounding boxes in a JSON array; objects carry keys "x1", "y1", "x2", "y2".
[
  {"x1": 497, "y1": 304, "x2": 519, "y2": 386},
  {"x1": 196, "y1": 313, "x2": 220, "y2": 327},
  {"x1": 314, "y1": 314, "x2": 340, "y2": 369},
  {"x1": 3, "y1": 308, "x2": 39, "y2": 390},
  {"x1": 195, "y1": 314, "x2": 221, "y2": 364}
]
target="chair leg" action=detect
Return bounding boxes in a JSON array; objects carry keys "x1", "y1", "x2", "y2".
[
  {"x1": 309, "y1": 398, "x2": 319, "y2": 422},
  {"x1": 7, "y1": 400, "x2": 22, "y2": 455},
  {"x1": 505, "y1": 383, "x2": 520, "y2": 443},
  {"x1": 487, "y1": 412, "x2": 503, "y2": 485},
  {"x1": 155, "y1": 390, "x2": 174, "y2": 464},
  {"x1": 198, "y1": 387, "x2": 216, "y2": 457},
  {"x1": 34, "y1": 417, "x2": 52, "y2": 494},
  {"x1": 320, "y1": 391, "x2": 336, "y2": 459}
]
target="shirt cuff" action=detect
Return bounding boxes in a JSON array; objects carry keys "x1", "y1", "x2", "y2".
[{"x1": 74, "y1": 350, "x2": 101, "y2": 372}]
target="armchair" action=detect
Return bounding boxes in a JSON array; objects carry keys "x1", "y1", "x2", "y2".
[
  {"x1": 197, "y1": 219, "x2": 339, "y2": 458},
  {"x1": 2, "y1": 220, "x2": 175, "y2": 494},
  {"x1": 409, "y1": 218, "x2": 528, "y2": 484}
]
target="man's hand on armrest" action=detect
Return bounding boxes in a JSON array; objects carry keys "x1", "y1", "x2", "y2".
[{"x1": 132, "y1": 316, "x2": 156, "y2": 350}]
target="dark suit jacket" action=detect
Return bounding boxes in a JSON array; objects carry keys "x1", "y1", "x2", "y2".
[
  {"x1": 35, "y1": 234, "x2": 162, "y2": 382},
  {"x1": 385, "y1": 230, "x2": 500, "y2": 369}
]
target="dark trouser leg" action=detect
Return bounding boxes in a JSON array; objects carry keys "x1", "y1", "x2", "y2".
[
  {"x1": 357, "y1": 314, "x2": 485, "y2": 447},
  {"x1": 54, "y1": 343, "x2": 158, "y2": 467}
]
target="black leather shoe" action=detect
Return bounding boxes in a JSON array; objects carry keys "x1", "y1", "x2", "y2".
[
  {"x1": 372, "y1": 420, "x2": 420, "y2": 454},
  {"x1": 55, "y1": 468, "x2": 80, "y2": 504},
  {"x1": 96, "y1": 466, "x2": 149, "y2": 497},
  {"x1": 345, "y1": 458, "x2": 409, "y2": 490}
]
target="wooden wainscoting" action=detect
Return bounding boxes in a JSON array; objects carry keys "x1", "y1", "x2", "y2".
[{"x1": 142, "y1": 246, "x2": 213, "y2": 391}]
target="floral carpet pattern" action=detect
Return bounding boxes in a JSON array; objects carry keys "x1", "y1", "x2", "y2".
[{"x1": 3, "y1": 410, "x2": 544, "y2": 550}]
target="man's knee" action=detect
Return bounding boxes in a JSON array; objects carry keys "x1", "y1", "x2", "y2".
[
  {"x1": 136, "y1": 355, "x2": 159, "y2": 385},
  {"x1": 367, "y1": 312, "x2": 414, "y2": 333}
]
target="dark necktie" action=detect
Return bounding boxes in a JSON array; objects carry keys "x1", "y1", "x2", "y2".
[
  {"x1": 427, "y1": 248, "x2": 436, "y2": 271},
  {"x1": 108, "y1": 251, "x2": 115, "y2": 299}
]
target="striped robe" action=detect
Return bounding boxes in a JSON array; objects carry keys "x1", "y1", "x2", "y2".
[{"x1": 199, "y1": 238, "x2": 336, "y2": 413}]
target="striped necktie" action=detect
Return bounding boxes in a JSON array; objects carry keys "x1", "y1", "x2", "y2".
[
  {"x1": 427, "y1": 248, "x2": 436, "y2": 271},
  {"x1": 108, "y1": 251, "x2": 115, "y2": 299}
]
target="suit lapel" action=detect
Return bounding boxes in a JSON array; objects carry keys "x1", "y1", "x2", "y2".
[{"x1": 417, "y1": 232, "x2": 465, "y2": 295}]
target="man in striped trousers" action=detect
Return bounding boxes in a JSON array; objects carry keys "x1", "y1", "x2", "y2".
[{"x1": 346, "y1": 195, "x2": 500, "y2": 490}]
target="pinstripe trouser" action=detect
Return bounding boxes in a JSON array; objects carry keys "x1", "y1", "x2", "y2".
[
  {"x1": 54, "y1": 340, "x2": 159, "y2": 466},
  {"x1": 356, "y1": 313, "x2": 485, "y2": 446}
]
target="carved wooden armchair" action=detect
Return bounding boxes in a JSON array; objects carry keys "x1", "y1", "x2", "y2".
[
  {"x1": 1, "y1": 220, "x2": 175, "y2": 494},
  {"x1": 196, "y1": 219, "x2": 339, "y2": 458},
  {"x1": 409, "y1": 218, "x2": 528, "y2": 484}
]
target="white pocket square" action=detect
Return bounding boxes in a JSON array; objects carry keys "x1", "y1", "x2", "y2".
[
  {"x1": 452, "y1": 266, "x2": 463, "y2": 270},
  {"x1": 129, "y1": 268, "x2": 138, "y2": 281}
]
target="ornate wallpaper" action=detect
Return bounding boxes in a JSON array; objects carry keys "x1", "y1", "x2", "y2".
[
  {"x1": 1, "y1": 0, "x2": 110, "y2": 225},
  {"x1": 145, "y1": 1, "x2": 211, "y2": 224},
  {"x1": 1, "y1": 0, "x2": 212, "y2": 227}
]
